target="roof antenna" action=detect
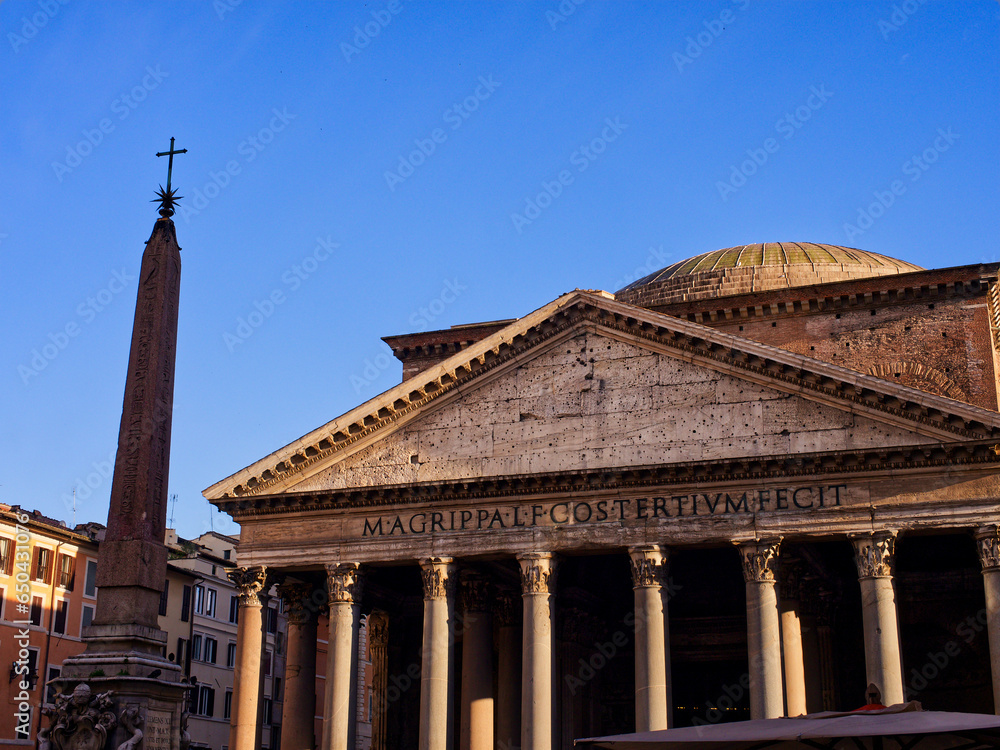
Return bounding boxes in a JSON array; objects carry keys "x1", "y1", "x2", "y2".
[{"x1": 168, "y1": 493, "x2": 177, "y2": 529}]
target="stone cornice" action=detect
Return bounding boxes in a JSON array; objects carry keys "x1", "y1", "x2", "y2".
[
  {"x1": 213, "y1": 439, "x2": 1000, "y2": 519},
  {"x1": 650, "y1": 267, "x2": 997, "y2": 326},
  {"x1": 205, "y1": 291, "x2": 1000, "y2": 503}
]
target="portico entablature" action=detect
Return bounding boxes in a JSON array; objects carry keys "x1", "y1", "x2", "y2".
[{"x1": 225, "y1": 455, "x2": 1000, "y2": 569}]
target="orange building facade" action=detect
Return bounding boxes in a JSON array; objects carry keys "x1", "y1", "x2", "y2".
[{"x1": 0, "y1": 505, "x2": 101, "y2": 748}]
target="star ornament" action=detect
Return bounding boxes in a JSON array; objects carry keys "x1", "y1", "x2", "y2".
[{"x1": 152, "y1": 184, "x2": 183, "y2": 217}]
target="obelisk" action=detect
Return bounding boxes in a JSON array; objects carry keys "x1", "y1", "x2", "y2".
[{"x1": 48, "y1": 140, "x2": 190, "y2": 750}]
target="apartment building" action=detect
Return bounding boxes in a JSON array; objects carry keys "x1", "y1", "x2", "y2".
[
  {"x1": 163, "y1": 530, "x2": 287, "y2": 750},
  {"x1": 0, "y1": 504, "x2": 102, "y2": 748}
]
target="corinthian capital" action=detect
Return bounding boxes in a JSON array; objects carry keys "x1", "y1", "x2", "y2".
[
  {"x1": 517, "y1": 552, "x2": 555, "y2": 594},
  {"x1": 629, "y1": 545, "x2": 669, "y2": 588},
  {"x1": 419, "y1": 557, "x2": 455, "y2": 599},
  {"x1": 976, "y1": 526, "x2": 1000, "y2": 571},
  {"x1": 228, "y1": 566, "x2": 270, "y2": 607},
  {"x1": 325, "y1": 563, "x2": 363, "y2": 604},
  {"x1": 276, "y1": 579, "x2": 317, "y2": 625},
  {"x1": 460, "y1": 572, "x2": 493, "y2": 613},
  {"x1": 851, "y1": 531, "x2": 896, "y2": 578},
  {"x1": 493, "y1": 588, "x2": 520, "y2": 626},
  {"x1": 737, "y1": 540, "x2": 780, "y2": 583}
]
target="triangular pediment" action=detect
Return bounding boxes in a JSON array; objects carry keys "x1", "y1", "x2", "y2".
[{"x1": 204, "y1": 291, "x2": 1000, "y2": 501}]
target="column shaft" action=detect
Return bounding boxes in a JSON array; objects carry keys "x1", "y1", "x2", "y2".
[
  {"x1": 419, "y1": 558, "x2": 455, "y2": 750},
  {"x1": 779, "y1": 564, "x2": 806, "y2": 717},
  {"x1": 322, "y1": 563, "x2": 362, "y2": 750},
  {"x1": 976, "y1": 527, "x2": 1000, "y2": 715},
  {"x1": 519, "y1": 553, "x2": 555, "y2": 750},
  {"x1": 852, "y1": 532, "x2": 904, "y2": 705},
  {"x1": 780, "y1": 602, "x2": 806, "y2": 716},
  {"x1": 460, "y1": 574, "x2": 494, "y2": 750},
  {"x1": 278, "y1": 581, "x2": 319, "y2": 750},
  {"x1": 227, "y1": 567, "x2": 270, "y2": 750},
  {"x1": 738, "y1": 542, "x2": 784, "y2": 719},
  {"x1": 629, "y1": 546, "x2": 671, "y2": 731},
  {"x1": 495, "y1": 592, "x2": 521, "y2": 750}
]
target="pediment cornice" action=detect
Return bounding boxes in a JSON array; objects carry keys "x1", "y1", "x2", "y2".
[
  {"x1": 204, "y1": 291, "x2": 1000, "y2": 501},
  {"x1": 214, "y1": 438, "x2": 1000, "y2": 519}
]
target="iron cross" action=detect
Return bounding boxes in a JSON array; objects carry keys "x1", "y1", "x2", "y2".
[{"x1": 156, "y1": 137, "x2": 187, "y2": 193}]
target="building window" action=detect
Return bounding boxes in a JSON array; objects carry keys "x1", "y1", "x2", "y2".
[
  {"x1": 15, "y1": 706, "x2": 32, "y2": 740},
  {"x1": 266, "y1": 605, "x2": 277, "y2": 634},
  {"x1": 226, "y1": 642, "x2": 237, "y2": 668},
  {"x1": 81, "y1": 604, "x2": 94, "y2": 633},
  {"x1": 205, "y1": 587, "x2": 217, "y2": 618},
  {"x1": 53, "y1": 599, "x2": 69, "y2": 634},
  {"x1": 262, "y1": 698, "x2": 272, "y2": 726},
  {"x1": 30, "y1": 595, "x2": 44, "y2": 626},
  {"x1": 33, "y1": 547, "x2": 53, "y2": 583},
  {"x1": 263, "y1": 650, "x2": 272, "y2": 677},
  {"x1": 191, "y1": 633, "x2": 203, "y2": 662},
  {"x1": 224, "y1": 689, "x2": 233, "y2": 720},
  {"x1": 0, "y1": 586, "x2": 5, "y2": 619},
  {"x1": 84, "y1": 559, "x2": 98, "y2": 597},
  {"x1": 181, "y1": 585, "x2": 192, "y2": 622},
  {"x1": 204, "y1": 637, "x2": 218, "y2": 664},
  {"x1": 159, "y1": 580, "x2": 170, "y2": 617},
  {"x1": 194, "y1": 685, "x2": 215, "y2": 717},
  {"x1": 56, "y1": 553, "x2": 75, "y2": 590},
  {"x1": 193, "y1": 584, "x2": 205, "y2": 615},
  {"x1": 24, "y1": 648, "x2": 40, "y2": 690},
  {"x1": 0, "y1": 536, "x2": 13, "y2": 575},
  {"x1": 229, "y1": 595, "x2": 239, "y2": 624},
  {"x1": 223, "y1": 549, "x2": 231, "y2": 560},
  {"x1": 273, "y1": 677, "x2": 282, "y2": 702},
  {"x1": 45, "y1": 666, "x2": 61, "y2": 705}
]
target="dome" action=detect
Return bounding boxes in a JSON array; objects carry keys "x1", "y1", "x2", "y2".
[{"x1": 615, "y1": 242, "x2": 922, "y2": 307}]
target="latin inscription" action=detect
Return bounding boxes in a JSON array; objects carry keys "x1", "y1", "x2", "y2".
[
  {"x1": 145, "y1": 709, "x2": 173, "y2": 750},
  {"x1": 360, "y1": 484, "x2": 847, "y2": 537}
]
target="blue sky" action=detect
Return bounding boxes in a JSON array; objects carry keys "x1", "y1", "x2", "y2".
[{"x1": 2, "y1": 1, "x2": 997, "y2": 539}]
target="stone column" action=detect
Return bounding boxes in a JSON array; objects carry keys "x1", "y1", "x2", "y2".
[
  {"x1": 975, "y1": 526, "x2": 1000, "y2": 714},
  {"x1": 779, "y1": 561, "x2": 807, "y2": 717},
  {"x1": 322, "y1": 563, "x2": 363, "y2": 750},
  {"x1": 460, "y1": 572, "x2": 494, "y2": 750},
  {"x1": 629, "y1": 545, "x2": 672, "y2": 731},
  {"x1": 851, "y1": 531, "x2": 904, "y2": 706},
  {"x1": 228, "y1": 566, "x2": 271, "y2": 750},
  {"x1": 519, "y1": 552, "x2": 556, "y2": 750},
  {"x1": 738, "y1": 541, "x2": 784, "y2": 719},
  {"x1": 815, "y1": 590, "x2": 837, "y2": 711},
  {"x1": 495, "y1": 589, "x2": 522, "y2": 750},
  {"x1": 368, "y1": 611, "x2": 390, "y2": 750},
  {"x1": 277, "y1": 580, "x2": 319, "y2": 750},
  {"x1": 419, "y1": 557, "x2": 456, "y2": 750}
]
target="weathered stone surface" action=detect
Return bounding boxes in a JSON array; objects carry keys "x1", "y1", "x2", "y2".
[{"x1": 294, "y1": 332, "x2": 938, "y2": 494}]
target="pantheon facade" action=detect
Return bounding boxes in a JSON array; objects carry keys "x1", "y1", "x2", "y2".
[{"x1": 206, "y1": 243, "x2": 1000, "y2": 750}]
